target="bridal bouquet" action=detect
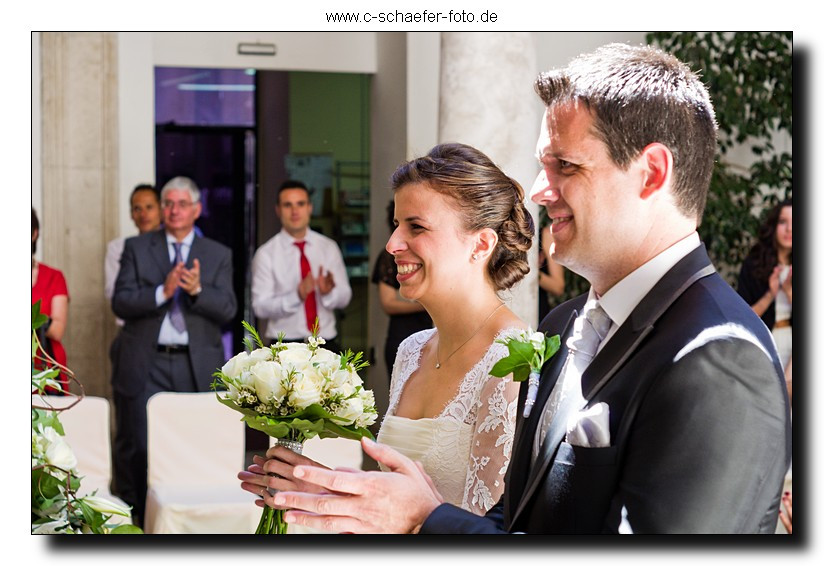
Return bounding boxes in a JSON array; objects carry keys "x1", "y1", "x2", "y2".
[{"x1": 212, "y1": 321, "x2": 377, "y2": 533}]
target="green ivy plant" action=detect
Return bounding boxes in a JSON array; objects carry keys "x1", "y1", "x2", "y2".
[{"x1": 647, "y1": 32, "x2": 793, "y2": 284}]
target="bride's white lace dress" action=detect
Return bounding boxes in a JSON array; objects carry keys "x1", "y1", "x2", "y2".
[{"x1": 376, "y1": 327, "x2": 520, "y2": 515}]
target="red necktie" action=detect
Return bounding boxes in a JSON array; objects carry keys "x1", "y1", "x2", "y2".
[{"x1": 294, "y1": 241, "x2": 318, "y2": 333}]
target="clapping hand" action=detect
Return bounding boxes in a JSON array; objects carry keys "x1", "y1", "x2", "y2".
[
  {"x1": 179, "y1": 258, "x2": 201, "y2": 295},
  {"x1": 298, "y1": 271, "x2": 316, "y2": 301},
  {"x1": 768, "y1": 265, "x2": 782, "y2": 299},
  {"x1": 163, "y1": 262, "x2": 185, "y2": 300},
  {"x1": 317, "y1": 267, "x2": 335, "y2": 295},
  {"x1": 273, "y1": 437, "x2": 443, "y2": 534}
]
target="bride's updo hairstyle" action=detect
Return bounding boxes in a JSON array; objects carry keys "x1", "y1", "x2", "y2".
[{"x1": 391, "y1": 143, "x2": 534, "y2": 292}]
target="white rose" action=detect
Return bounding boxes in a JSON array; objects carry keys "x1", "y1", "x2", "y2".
[
  {"x1": 302, "y1": 363, "x2": 326, "y2": 387},
  {"x1": 529, "y1": 331, "x2": 545, "y2": 350},
  {"x1": 328, "y1": 369, "x2": 357, "y2": 397},
  {"x1": 251, "y1": 361, "x2": 287, "y2": 403},
  {"x1": 334, "y1": 396, "x2": 363, "y2": 425},
  {"x1": 41, "y1": 425, "x2": 78, "y2": 471},
  {"x1": 279, "y1": 344, "x2": 313, "y2": 368},
  {"x1": 82, "y1": 495, "x2": 132, "y2": 517},
  {"x1": 288, "y1": 372, "x2": 323, "y2": 409},
  {"x1": 311, "y1": 347, "x2": 338, "y2": 364},
  {"x1": 221, "y1": 351, "x2": 250, "y2": 379},
  {"x1": 249, "y1": 347, "x2": 274, "y2": 364}
]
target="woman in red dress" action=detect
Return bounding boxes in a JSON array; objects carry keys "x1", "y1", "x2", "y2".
[{"x1": 32, "y1": 208, "x2": 70, "y2": 393}]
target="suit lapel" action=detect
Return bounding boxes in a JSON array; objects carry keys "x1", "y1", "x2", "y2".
[
  {"x1": 188, "y1": 234, "x2": 202, "y2": 270},
  {"x1": 507, "y1": 244, "x2": 717, "y2": 529},
  {"x1": 150, "y1": 231, "x2": 172, "y2": 273},
  {"x1": 581, "y1": 246, "x2": 716, "y2": 399},
  {"x1": 505, "y1": 308, "x2": 577, "y2": 527}
]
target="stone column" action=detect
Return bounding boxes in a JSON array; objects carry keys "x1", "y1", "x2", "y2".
[
  {"x1": 439, "y1": 32, "x2": 542, "y2": 328},
  {"x1": 40, "y1": 32, "x2": 119, "y2": 397}
]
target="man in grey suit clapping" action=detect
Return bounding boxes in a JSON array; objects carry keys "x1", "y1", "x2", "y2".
[{"x1": 111, "y1": 176, "x2": 237, "y2": 526}]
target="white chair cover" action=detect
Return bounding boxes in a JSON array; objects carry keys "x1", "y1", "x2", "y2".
[
  {"x1": 143, "y1": 391, "x2": 260, "y2": 534},
  {"x1": 33, "y1": 394, "x2": 131, "y2": 526}
]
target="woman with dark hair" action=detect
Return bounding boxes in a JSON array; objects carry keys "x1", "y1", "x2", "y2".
[
  {"x1": 32, "y1": 208, "x2": 70, "y2": 393},
  {"x1": 737, "y1": 198, "x2": 792, "y2": 369},
  {"x1": 241, "y1": 143, "x2": 534, "y2": 517}
]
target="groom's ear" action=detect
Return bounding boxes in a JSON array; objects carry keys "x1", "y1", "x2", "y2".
[{"x1": 473, "y1": 228, "x2": 499, "y2": 262}]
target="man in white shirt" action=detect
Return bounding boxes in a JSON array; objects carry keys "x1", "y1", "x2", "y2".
[
  {"x1": 251, "y1": 180, "x2": 351, "y2": 351},
  {"x1": 104, "y1": 184, "x2": 163, "y2": 326}
]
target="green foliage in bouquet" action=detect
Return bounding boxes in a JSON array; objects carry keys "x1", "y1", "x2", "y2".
[{"x1": 31, "y1": 301, "x2": 142, "y2": 534}]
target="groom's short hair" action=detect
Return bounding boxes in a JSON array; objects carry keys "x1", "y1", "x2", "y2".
[{"x1": 534, "y1": 43, "x2": 717, "y2": 222}]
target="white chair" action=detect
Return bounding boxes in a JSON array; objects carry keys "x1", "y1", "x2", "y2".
[
  {"x1": 33, "y1": 394, "x2": 131, "y2": 526},
  {"x1": 143, "y1": 391, "x2": 261, "y2": 534}
]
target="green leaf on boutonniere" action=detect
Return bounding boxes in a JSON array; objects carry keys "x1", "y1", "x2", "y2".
[
  {"x1": 543, "y1": 334, "x2": 561, "y2": 360},
  {"x1": 490, "y1": 330, "x2": 561, "y2": 382}
]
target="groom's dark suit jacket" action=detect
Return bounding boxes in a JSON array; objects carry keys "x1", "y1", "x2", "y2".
[
  {"x1": 421, "y1": 245, "x2": 791, "y2": 533},
  {"x1": 111, "y1": 229, "x2": 237, "y2": 395}
]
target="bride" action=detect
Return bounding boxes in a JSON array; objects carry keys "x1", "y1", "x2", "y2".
[{"x1": 239, "y1": 143, "x2": 534, "y2": 516}]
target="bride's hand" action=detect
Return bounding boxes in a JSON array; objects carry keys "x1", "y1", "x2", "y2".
[{"x1": 238, "y1": 445, "x2": 329, "y2": 508}]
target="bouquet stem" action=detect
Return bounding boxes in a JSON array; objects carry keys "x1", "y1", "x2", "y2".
[{"x1": 255, "y1": 436, "x2": 304, "y2": 534}]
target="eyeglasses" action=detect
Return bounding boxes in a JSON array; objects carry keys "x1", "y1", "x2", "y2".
[{"x1": 162, "y1": 200, "x2": 195, "y2": 210}]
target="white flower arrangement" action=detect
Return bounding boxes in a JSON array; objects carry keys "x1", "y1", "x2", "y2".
[
  {"x1": 213, "y1": 321, "x2": 378, "y2": 534},
  {"x1": 212, "y1": 321, "x2": 377, "y2": 443}
]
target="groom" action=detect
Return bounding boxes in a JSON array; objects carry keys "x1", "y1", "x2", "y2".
[{"x1": 271, "y1": 43, "x2": 792, "y2": 533}]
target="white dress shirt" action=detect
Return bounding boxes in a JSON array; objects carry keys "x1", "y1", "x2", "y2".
[
  {"x1": 251, "y1": 228, "x2": 352, "y2": 340},
  {"x1": 155, "y1": 230, "x2": 196, "y2": 346},
  {"x1": 594, "y1": 232, "x2": 701, "y2": 350}
]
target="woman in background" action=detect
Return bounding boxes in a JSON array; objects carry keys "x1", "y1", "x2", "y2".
[
  {"x1": 737, "y1": 198, "x2": 792, "y2": 370},
  {"x1": 32, "y1": 208, "x2": 70, "y2": 393}
]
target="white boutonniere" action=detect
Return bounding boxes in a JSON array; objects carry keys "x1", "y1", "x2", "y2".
[{"x1": 490, "y1": 329, "x2": 560, "y2": 418}]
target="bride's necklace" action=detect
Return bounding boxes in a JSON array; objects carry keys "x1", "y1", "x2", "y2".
[{"x1": 435, "y1": 302, "x2": 505, "y2": 369}]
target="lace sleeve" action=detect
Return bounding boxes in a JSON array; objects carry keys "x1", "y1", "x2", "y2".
[{"x1": 461, "y1": 373, "x2": 519, "y2": 514}]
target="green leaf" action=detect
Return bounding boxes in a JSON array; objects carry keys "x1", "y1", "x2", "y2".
[
  {"x1": 489, "y1": 356, "x2": 526, "y2": 378},
  {"x1": 544, "y1": 335, "x2": 561, "y2": 359},
  {"x1": 32, "y1": 301, "x2": 48, "y2": 330},
  {"x1": 241, "y1": 320, "x2": 265, "y2": 350},
  {"x1": 110, "y1": 524, "x2": 143, "y2": 534},
  {"x1": 511, "y1": 365, "x2": 532, "y2": 382}
]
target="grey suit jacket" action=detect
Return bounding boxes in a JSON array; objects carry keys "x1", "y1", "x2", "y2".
[
  {"x1": 111, "y1": 230, "x2": 237, "y2": 396},
  {"x1": 421, "y1": 245, "x2": 791, "y2": 534}
]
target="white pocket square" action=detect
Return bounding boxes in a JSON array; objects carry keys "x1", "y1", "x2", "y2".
[{"x1": 566, "y1": 402, "x2": 610, "y2": 447}]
